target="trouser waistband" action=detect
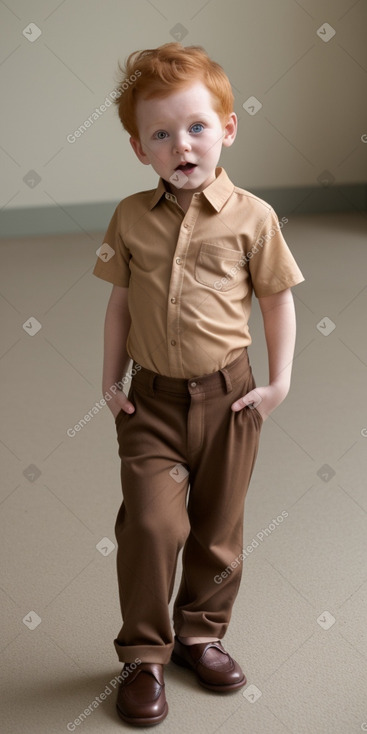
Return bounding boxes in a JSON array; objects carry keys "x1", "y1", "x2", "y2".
[{"x1": 131, "y1": 348, "x2": 250, "y2": 397}]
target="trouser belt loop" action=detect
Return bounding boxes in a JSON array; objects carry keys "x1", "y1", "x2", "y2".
[
  {"x1": 220, "y1": 367, "x2": 233, "y2": 393},
  {"x1": 133, "y1": 363, "x2": 157, "y2": 397}
]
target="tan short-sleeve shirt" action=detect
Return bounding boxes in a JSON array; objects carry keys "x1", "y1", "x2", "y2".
[{"x1": 93, "y1": 167, "x2": 305, "y2": 378}]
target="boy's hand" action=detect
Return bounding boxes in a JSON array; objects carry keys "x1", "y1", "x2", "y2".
[
  {"x1": 108, "y1": 390, "x2": 136, "y2": 419},
  {"x1": 231, "y1": 384, "x2": 289, "y2": 422}
]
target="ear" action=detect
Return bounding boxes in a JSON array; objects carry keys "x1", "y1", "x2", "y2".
[
  {"x1": 129, "y1": 137, "x2": 150, "y2": 165},
  {"x1": 222, "y1": 112, "x2": 237, "y2": 148}
]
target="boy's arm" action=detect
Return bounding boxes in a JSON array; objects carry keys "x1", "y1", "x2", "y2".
[
  {"x1": 258, "y1": 287, "x2": 296, "y2": 397},
  {"x1": 102, "y1": 284, "x2": 136, "y2": 419},
  {"x1": 231, "y1": 288, "x2": 296, "y2": 421}
]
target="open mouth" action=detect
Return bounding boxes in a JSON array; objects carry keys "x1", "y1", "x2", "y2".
[{"x1": 175, "y1": 163, "x2": 197, "y2": 172}]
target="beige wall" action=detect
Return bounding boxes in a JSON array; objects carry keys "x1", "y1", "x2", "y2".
[{"x1": 0, "y1": 0, "x2": 366, "y2": 211}]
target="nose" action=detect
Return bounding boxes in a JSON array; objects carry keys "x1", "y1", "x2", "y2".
[{"x1": 172, "y1": 132, "x2": 191, "y2": 155}]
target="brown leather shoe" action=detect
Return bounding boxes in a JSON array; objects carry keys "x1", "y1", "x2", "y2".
[
  {"x1": 171, "y1": 636, "x2": 246, "y2": 692},
  {"x1": 116, "y1": 662, "x2": 168, "y2": 727}
]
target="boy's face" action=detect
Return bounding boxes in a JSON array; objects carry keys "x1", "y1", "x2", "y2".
[{"x1": 130, "y1": 80, "x2": 237, "y2": 194}]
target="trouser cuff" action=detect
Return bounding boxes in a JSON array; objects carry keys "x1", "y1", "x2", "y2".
[{"x1": 114, "y1": 638, "x2": 174, "y2": 664}]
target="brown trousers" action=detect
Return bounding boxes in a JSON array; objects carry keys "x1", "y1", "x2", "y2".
[{"x1": 113, "y1": 348, "x2": 263, "y2": 664}]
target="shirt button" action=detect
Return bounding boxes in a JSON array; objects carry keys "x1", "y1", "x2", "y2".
[
  {"x1": 184, "y1": 223, "x2": 190, "y2": 228},
  {"x1": 176, "y1": 257, "x2": 181, "y2": 265},
  {"x1": 171, "y1": 339, "x2": 176, "y2": 346},
  {"x1": 190, "y1": 381, "x2": 197, "y2": 388},
  {"x1": 171, "y1": 297, "x2": 176, "y2": 303}
]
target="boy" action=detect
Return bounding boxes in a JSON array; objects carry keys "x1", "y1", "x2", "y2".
[{"x1": 93, "y1": 43, "x2": 304, "y2": 727}]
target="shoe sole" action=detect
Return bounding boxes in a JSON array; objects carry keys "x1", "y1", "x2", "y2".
[
  {"x1": 171, "y1": 651, "x2": 247, "y2": 692},
  {"x1": 116, "y1": 701, "x2": 168, "y2": 727}
]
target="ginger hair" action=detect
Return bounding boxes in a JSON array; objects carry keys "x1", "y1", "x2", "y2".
[{"x1": 113, "y1": 43, "x2": 234, "y2": 140}]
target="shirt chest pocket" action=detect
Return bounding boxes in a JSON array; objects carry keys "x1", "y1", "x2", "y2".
[{"x1": 195, "y1": 241, "x2": 246, "y2": 293}]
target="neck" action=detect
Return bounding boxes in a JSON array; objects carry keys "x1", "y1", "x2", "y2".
[{"x1": 175, "y1": 191, "x2": 193, "y2": 213}]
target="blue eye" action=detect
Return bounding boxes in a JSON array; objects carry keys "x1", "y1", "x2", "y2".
[
  {"x1": 155, "y1": 130, "x2": 168, "y2": 140},
  {"x1": 190, "y1": 123, "x2": 204, "y2": 133}
]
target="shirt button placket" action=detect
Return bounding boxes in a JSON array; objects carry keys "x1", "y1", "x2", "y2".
[{"x1": 168, "y1": 216, "x2": 194, "y2": 375}]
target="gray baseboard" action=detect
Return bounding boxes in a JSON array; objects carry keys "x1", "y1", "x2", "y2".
[
  {"x1": 1, "y1": 184, "x2": 366, "y2": 239},
  {"x1": 253, "y1": 183, "x2": 367, "y2": 219}
]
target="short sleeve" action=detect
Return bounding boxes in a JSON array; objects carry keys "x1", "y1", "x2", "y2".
[
  {"x1": 248, "y1": 207, "x2": 305, "y2": 298},
  {"x1": 92, "y1": 203, "x2": 131, "y2": 287}
]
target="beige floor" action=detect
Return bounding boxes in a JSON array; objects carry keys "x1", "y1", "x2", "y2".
[{"x1": 1, "y1": 210, "x2": 367, "y2": 734}]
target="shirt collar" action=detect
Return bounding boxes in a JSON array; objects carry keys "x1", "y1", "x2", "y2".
[{"x1": 148, "y1": 167, "x2": 235, "y2": 212}]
